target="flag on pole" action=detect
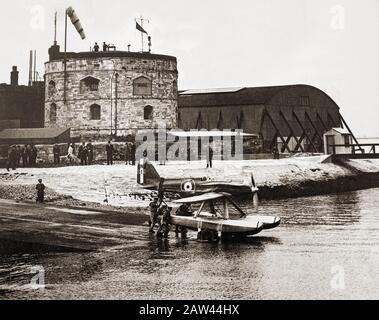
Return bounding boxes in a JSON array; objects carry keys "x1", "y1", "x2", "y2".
[{"x1": 136, "y1": 21, "x2": 148, "y2": 34}]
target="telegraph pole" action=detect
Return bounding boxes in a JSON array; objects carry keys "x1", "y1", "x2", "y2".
[{"x1": 64, "y1": 10, "x2": 68, "y2": 104}]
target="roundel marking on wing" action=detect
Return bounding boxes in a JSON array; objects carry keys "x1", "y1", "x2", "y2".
[{"x1": 181, "y1": 180, "x2": 196, "y2": 193}]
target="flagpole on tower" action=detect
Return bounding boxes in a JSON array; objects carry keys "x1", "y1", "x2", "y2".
[
  {"x1": 140, "y1": 16, "x2": 144, "y2": 52},
  {"x1": 135, "y1": 16, "x2": 149, "y2": 52}
]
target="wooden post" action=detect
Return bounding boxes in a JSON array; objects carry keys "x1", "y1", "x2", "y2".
[
  {"x1": 305, "y1": 112, "x2": 324, "y2": 147},
  {"x1": 339, "y1": 114, "x2": 364, "y2": 154},
  {"x1": 293, "y1": 112, "x2": 318, "y2": 152},
  {"x1": 317, "y1": 113, "x2": 328, "y2": 131},
  {"x1": 194, "y1": 201, "x2": 206, "y2": 219},
  {"x1": 63, "y1": 11, "x2": 67, "y2": 104},
  {"x1": 264, "y1": 109, "x2": 292, "y2": 153},
  {"x1": 114, "y1": 73, "x2": 119, "y2": 136},
  {"x1": 280, "y1": 111, "x2": 304, "y2": 153},
  {"x1": 223, "y1": 198, "x2": 229, "y2": 220}
]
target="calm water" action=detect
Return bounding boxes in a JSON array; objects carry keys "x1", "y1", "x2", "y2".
[{"x1": 1, "y1": 188, "x2": 379, "y2": 300}]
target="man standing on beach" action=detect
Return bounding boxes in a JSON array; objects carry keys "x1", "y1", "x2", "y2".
[
  {"x1": 16, "y1": 146, "x2": 22, "y2": 166},
  {"x1": 87, "y1": 141, "x2": 94, "y2": 165},
  {"x1": 206, "y1": 145, "x2": 214, "y2": 169},
  {"x1": 68, "y1": 143, "x2": 75, "y2": 164},
  {"x1": 130, "y1": 142, "x2": 136, "y2": 166},
  {"x1": 125, "y1": 142, "x2": 131, "y2": 165},
  {"x1": 6, "y1": 146, "x2": 17, "y2": 171},
  {"x1": 79, "y1": 142, "x2": 88, "y2": 166},
  {"x1": 106, "y1": 141, "x2": 114, "y2": 166},
  {"x1": 149, "y1": 197, "x2": 161, "y2": 234},
  {"x1": 22, "y1": 145, "x2": 28, "y2": 167},
  {"x1": 36, "y1": 179, "x2": 45, "y2": 203},
  {"x1": 272, "y1": 146, "x2": 280, "y2": 160},
  {"x1": 31, "y1": 145, "x2": 38, "y2": 166},
  {"x1": 157, "y1": 206, "x2": 172, "y2": 239},
  {"x1": 53, "y1": 144, "x2": 60, "y2": 165},
  {"x1": 26, "y1": 145, "x2": 32, "y2": 166}
]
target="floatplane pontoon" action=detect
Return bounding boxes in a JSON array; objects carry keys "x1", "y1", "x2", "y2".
[{"x1": 171, "y1": 193, "x2": 280, "y2": 241}]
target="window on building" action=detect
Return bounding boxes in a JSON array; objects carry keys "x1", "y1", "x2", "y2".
[
  {"x1": 300, "y1": 96, "x2": 310, "y2": 106},
  {"x1": 286, "y1": 97, "x2": 298, "y2": 106},
  {"x1": 144, "y1": 105, "x2": 153, "y2": 120},
  {"x1": 50, "y1": 104, "x2": 57, "y2": 123},
  {"x1": 133, "y1": 76, "x2": 152, "y2": 96},
  {"x1": 90, "y1": 104, "x2": 101, "y2": 120},
  {"x1": 48, "y1": 80, "x2": 56, "y2": 97},
  {"x1": 80, "y1": 76, "x2": 100, "y2": 94}
]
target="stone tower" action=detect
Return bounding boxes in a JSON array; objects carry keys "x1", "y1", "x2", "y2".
[{"x1": 45, "y1": 45, "x2": 178, "y2": 138}]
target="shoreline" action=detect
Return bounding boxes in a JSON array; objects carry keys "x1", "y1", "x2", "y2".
[
  {"x1": 258, "y1": 172, "x2": 379, "y2": 200},
  {"x1": 1, "y1": 157, "x2": 379, "y2": 209}
]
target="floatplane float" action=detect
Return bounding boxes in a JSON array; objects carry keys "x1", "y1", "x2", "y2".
[{"x1": 138, "y1": 160, "x2": 281, "y2": 241}]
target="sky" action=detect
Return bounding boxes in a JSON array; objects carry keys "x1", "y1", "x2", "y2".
[{"x1": 0, "y1": 0, "x2": 378, "y2": 137}]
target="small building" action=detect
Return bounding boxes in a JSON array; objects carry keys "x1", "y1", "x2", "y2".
[
  {"x1": 0, "y1": 67, "x2": 45, "y2": 129},
  {"x1": 323, "y1": 128, "x2": 353, "y2": 155},
  {"x1": 0, "y1": 128, "x2": 71, "y2": 146}
]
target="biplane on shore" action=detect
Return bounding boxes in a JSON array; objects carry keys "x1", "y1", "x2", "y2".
[{"x1": 137, "y1": 160, "x2": 280, "y2": 240}]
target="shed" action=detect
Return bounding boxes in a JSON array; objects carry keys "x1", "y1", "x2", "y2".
[
  {"x1": 0, "y1": 128, "x2": 71, "y2": 145},
  {"x1": 323, "y1": 127, "x2": 352, "y2": 155}
]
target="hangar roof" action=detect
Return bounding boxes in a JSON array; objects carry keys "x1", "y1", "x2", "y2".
[{"x1": 179, "y1": 84, "x2": 328, "y2": 108}]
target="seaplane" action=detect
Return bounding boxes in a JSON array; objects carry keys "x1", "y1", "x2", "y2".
[
  {"x1": 137, "y1": 159, "x2": 260, "y2": 198},
  {"x1": 137, "y1": 160, "x2": 281, "y2": 240}
]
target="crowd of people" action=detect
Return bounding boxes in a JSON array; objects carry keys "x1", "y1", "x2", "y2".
[
  {"x1": 3, "y1": 140, "x2": 140, "y2": 170},
  {"x1": 6, "y1": 144, "x2": 38, "y2": 171},
  {"x1": 62, "y1": 141, "x2": 138, "y2": 166},
  {"x1": 3, "y1": 140, "x2": 218, "y2": 171}
]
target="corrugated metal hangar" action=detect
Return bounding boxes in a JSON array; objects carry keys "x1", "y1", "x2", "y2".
[{"x1": 178, "y1": 85, "x2": 355, "y2": 153}]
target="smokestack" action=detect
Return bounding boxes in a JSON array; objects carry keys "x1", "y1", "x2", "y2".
[
  {"x1": 28, "y1": 50, "x2": 33, "y2": 86},
  {"x1": 11, "y1": 66, "x2": 19, "y2": 86},
  {"x1": 34, "y1": 50, "x2": 37, "y2": 83}
]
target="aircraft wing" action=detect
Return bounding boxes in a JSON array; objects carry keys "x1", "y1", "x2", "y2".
[
  {"x1": 139, "y1": 184, "x2": 157, "y2": 190},
  {"x1": 201, "y1": 182, "x2": 247, "y2": 187},
  {"x1": 173, "y1": 192, "x2": 231, "y2": 204}
]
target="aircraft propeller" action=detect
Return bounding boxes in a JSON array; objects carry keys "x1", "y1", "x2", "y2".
[{"x1": 250, "y1": 173, "x2": 260, "y2": 213}]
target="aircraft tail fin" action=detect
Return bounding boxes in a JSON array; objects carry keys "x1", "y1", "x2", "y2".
[{"x1": 137, "y1": 160, "x2": 161, "y2": 186}]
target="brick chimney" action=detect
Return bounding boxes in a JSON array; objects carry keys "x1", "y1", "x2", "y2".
[{"x1": 11, "y1": 66, "x2": 19, "y2": 86}]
